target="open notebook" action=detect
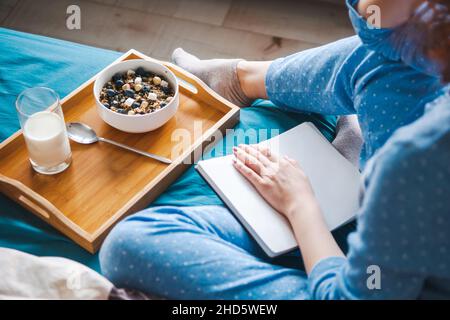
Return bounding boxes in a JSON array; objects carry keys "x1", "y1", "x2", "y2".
[{"x1": 196, "y1": 122, "x2": 362, "y2": 257}]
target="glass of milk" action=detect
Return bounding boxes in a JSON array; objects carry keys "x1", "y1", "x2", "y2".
[{"x1": 16, "y1": 87, "x2": 72, "y2": 175}]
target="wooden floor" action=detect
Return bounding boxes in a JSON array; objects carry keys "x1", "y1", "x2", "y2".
[{"x1": 0, "y1": 0, "x2": 354, "y2": 61}]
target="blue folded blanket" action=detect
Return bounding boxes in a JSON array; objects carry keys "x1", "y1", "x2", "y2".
[{"x1": 0, "y1": 27, "x2": 336, "y2": 272}]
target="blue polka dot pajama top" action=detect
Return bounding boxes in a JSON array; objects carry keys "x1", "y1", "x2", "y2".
[{"x1": 99, "y1": 0, "x2": 450, "y2": 299}]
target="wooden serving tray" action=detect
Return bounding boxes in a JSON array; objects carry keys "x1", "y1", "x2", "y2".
[{"x1": 0, "y1": 49, "x2": 240, "y2": 253}]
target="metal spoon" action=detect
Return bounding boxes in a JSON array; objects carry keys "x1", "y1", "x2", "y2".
[{"x1": 66, "y1": 122, "x2": 172, "y2": 164}]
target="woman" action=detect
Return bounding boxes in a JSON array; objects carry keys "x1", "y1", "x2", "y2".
[{"x1": 100, "y1": 0, "x2": 450, "y2": 299}]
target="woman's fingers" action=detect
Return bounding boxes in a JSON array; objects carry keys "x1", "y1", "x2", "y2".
[
  {"x1": 233, "y1": 146, "x2": 263, "y2": 175},
  {"x1": 284, "y1": 155, "x2": 298, "y2": 166},
  {"x1": 232, "y1": 158, "x2": 264, "y2": 187},
  {"x1": 253, "y1": 144, "x2": 279, "y2": 163},
  {"x1": 240, "y1": 144, "x2": 272, "y2": 167},
  {"x1": 234, "y1": 144, "x2": 286, "y2": 177}
]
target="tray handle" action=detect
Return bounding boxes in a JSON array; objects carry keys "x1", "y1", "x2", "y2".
[
  {"x1": 163, "y1": 61, "x2": 204, "y2": 94},
  {"x1": 0, "y1": 174, "x2": 93, "y2": 251},
  {"x1": 161, "y1": 61, "x2": 238, "y2": 112},
  {"x1": 131, "y1": 51, "x2": 238, "y2": 111},
  {"x1": 0, "y1": 174, "x2": 64, "y2": 221}
]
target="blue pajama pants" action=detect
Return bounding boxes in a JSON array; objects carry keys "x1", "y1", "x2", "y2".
[{"x1": 99, "y1": 205, "x2": 353, "y2": 299}]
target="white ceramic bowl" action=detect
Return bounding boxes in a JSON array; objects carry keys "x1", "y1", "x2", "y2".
[{"x1": 93, "y1": 59, "x2": 179, "y2": 133}]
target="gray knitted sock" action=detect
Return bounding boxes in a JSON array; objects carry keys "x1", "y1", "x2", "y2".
[
  {"x1": 332, "y1": 115, "x2": 364, "y2": 168},
  {"x1": 172, "y1": 48, "x2": 254, "y2": 107}
]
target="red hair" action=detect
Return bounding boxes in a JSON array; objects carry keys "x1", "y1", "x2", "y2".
[{"x1": 414, "y1": 0, "x2": 450, "y2": 82}]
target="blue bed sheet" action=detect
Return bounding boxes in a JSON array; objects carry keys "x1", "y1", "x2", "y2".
[{"x1": 0, "y1": 27, "x2": 336, "y2": 272}]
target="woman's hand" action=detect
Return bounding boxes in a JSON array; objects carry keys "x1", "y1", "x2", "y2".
[
  {"x1": 233, "y1": 144, "x2": 345, "y2": 273},
  {"x1": 232, "y1": 144, "x2": 320, "y2": 220}
]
